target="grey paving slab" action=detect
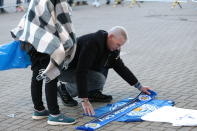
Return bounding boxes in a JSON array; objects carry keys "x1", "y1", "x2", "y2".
[{"x1": 0, "y1": 1, "x2": 197, "y2": 131}]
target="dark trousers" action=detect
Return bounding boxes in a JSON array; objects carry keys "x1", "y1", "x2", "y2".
[
  {"x1": 16, "y1": 0, "x2": 22, "y2": 4},
  {"x1": 0, "y1": 0, "x2": 4, "y2": 7},
  {"x1": 28, "y1": 48, "x2": 60, "y2": 115},
  {"x1": 59, "y1": 67, "x2": 109, "y2": 97}
]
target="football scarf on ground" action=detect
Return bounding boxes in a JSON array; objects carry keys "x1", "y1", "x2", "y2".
[
  {"x1": 76, "y1": 90, "x2": 159, "y2": 131},
  {"x1": 0, "y1": 41, "x2": 31, "y2": 70},
  {"x1": 95, "y1": 98, "x2": 174, "y2": 122}
]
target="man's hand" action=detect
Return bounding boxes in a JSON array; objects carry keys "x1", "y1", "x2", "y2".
[
  {"x1": 81, "y1": 98, "x2": 95, "y2": 116},
  {"x1": 139, "y1": 86, "x2": 151, "y2": 95}
]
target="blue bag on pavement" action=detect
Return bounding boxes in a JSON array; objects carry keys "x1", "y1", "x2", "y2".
[{"x1": 0, "y1": 41, "x2": 31, "y2": 70}]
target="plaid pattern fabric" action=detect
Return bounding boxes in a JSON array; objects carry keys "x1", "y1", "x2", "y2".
[{"x1": 11, "y1": 0, "x2": 76, "y2": 63}]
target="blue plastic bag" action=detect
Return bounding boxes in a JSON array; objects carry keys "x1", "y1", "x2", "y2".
[{"x1": 0, "y1": 41, "x2": 31, "y2": 70}]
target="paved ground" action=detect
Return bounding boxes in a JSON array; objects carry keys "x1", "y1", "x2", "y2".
[{"x1": 0, "y1": 1, "x2": 197, "y2": 131}]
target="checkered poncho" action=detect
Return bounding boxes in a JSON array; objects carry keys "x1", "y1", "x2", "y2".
[{"x1": 11, "y1": 0, "x2": 76, "y2": 66}]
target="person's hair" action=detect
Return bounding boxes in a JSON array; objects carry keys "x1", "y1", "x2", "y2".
[{"x1": 108, "y1": 26, "x2": 128, "y2": 41}]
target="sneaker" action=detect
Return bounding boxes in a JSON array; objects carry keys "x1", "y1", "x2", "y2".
[
  {"x1": 47, "y1": 114, "x2": 76, "y2": 125},
  {"x1": 57, "y1": 83, "x2": 78, "y2": 107},
  {"x1": 32, "y1": 109, "x2": 49, "y2": 120},
  {"x1": 88, "y1": 90, "x2": 113, "y2": 102}
]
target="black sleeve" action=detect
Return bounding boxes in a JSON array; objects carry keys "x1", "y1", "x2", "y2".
[
  {"x1": 112, "y1": 57, "x2": 139, "y2": 86},
  {"x1": 50, "y1": 0, "x2": 57, "y2": 6},
  {"x1": 76, "y1": 42, "x2": 99, "y2": 98}
]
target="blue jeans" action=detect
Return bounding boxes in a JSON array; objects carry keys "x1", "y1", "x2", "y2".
[{"x1": 59, "y1": 68, "x2": 108, "y2": 97}]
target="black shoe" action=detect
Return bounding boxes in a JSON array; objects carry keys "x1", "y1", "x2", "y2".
[
  {"x1": 57, "y1": 83, "x2": 78, "y2": 107},
  {"x1": 88, "y1": 91, "x2": 112, "y2": 102}
]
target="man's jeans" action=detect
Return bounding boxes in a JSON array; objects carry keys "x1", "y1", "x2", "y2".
[{"x1": 59, "y1": 69, "x2": 108, "y2": 97}]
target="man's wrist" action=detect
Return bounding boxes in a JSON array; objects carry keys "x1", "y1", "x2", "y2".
[
  {"x1": 81, "y1": 98, "x2": 89, "y2": 103},
  {"x1": 134, "y1": 82, "x2": 142, "y2": 90}
]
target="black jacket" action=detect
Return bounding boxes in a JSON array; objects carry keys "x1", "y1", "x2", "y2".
[{"x1": 68, "y1": 30, "x2": 139, "y2": 98}]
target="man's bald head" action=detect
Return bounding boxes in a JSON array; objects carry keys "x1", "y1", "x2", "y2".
[{"x1": 107, "y1": 26, "x2": 128, "y2": 51}]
